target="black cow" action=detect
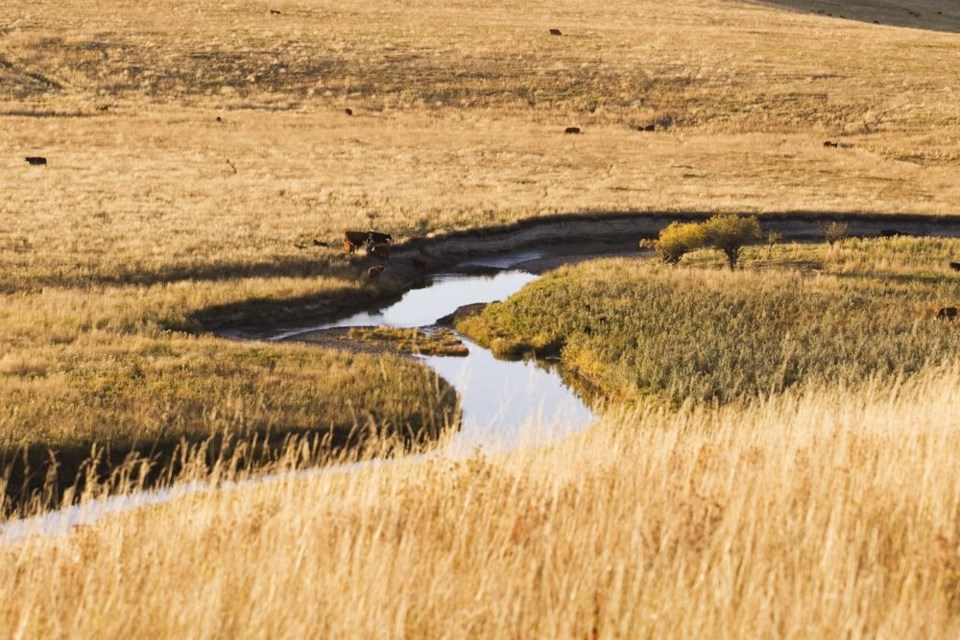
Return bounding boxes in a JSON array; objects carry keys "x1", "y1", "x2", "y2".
[
  {"x1": 25, "y1": 157, "x2": 47, "y2": 165},
  {"x1": 564, "y1": 126, "x2": 581, "y2": 134},
  {"x1": 549, "y1": 28, "x2": 562, "y2": 36},
  {"x1": 367, "y1": 231, "x2": 392, "y2": 245},
  {"x1": 343, "y1": 231, "x2": 369, "y2": 253},
  {"x1": 344, "y1": 230, "x2": 393, "y2": 253},
  {"x1": 949, "y1": 262, "x2": 960, "y2": 272},
  {"x1": 937, "y1": 307, "x2": 958, "y2": 320}
]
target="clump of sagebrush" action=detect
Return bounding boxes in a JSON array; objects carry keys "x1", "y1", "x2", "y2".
[
  {"x1": 703, "y1": 214, "x2": 762, "y2": 269},
  {"x1": 641, "y1": 221, "x2": 706, "y2": 264},
  {"x1": 347, "y1": 326, "x2": 468, "y2": 356},
  {"x1": 644, "y1": 215, "x2": 761, "y2": 269},
  {"x1": 459, "y1": 239, "x2": 960, "y2": 404}
]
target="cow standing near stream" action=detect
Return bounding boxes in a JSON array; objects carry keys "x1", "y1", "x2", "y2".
[{"x1": 343, "y1": 230, "x2": 393, "y2": 254}]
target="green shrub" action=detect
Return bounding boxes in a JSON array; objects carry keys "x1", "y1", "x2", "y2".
[
  {"x1": 703, "y1": 214, "x2": 761, "y2": 269},
  {"x1": 648, "y1": 221, "x2": 707, "y2": 264}
]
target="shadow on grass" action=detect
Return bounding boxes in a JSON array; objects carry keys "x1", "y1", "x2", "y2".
[
  {"x1": 757, "y1": 0, "x2": 960, "y2": 33},
  {"x1": 182, "y1": 280, "x2": 404, "y2": 335},
  {"x1": 831, "y1": 269, "x2": 957, "y2": 287},
  {"x1": 20, "y1": 256, "x2": 342, "y2": 291},
  {"x1": 1, "y1": 415, "x2": 451, "y2": 518}
]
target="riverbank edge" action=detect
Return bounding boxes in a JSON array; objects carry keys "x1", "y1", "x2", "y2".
[{"x1": 198, "y1": 210, "x2": 960, "y2": 337}]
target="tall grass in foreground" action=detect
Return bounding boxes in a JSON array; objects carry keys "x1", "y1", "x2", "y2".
[{"x1": 2, "y1": 366, "x2": 960, "y2": 638}]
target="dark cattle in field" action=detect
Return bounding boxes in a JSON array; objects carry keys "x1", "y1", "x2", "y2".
[
  {"x1": 937, "y1": 307, "x2": 958, "y2": 320},
  {"x1": 345, "y1": 108, "x2": 353, "y2": 116},
  {"x1": 367, "y1": 265, "x2": 385, "y2": 279},
  {"x1": 644, "y1": 124, "x2": 656, "y2": 132},
  {"x1": 270, "y1": 9, "x2": 281, "y2": 14},
  {"x1": 344, "y1": 230, "x2": 393, "y2": 253},
  {"x1": 367, "y1": 231, "x2": 392, "y2": 245},
  {"x1": 823, "y1": 141, "x2": 839, "y2": 148},
  {"x1": 343, "y1": 231, "x2": 369, "y2": 253},
  {"x1": 549, "y1": 28, "x2": 562, "y2": 36},
  {"x1": 25, "y1": 157, "x2": 47, "y2": 165},
  {"x1": 949, "y1": 262, "x2": 960, "y2": 271},
  {"x1": 879, "y1": 229, "x2": 905, "y2": 238},
  {"x1": 564, "y1": 126, "x2": 581, "y2": 134}
]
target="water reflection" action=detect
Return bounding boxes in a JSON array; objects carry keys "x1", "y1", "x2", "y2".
[
  {"x1": 301, "y1": 267, "x2": 598, "y2": 453},
  {"x1": 274, "y1": 270, "x2": 538, "y2": 340},
  {"x1": 421, "y1": 337, "x2": 594, "y2": 454}
]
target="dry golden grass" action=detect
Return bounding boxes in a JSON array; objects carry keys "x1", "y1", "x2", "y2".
[
  {"x1": 2, "y1": 0, "x2": 960, "y2": 452},
  {"x1": 347, "y1": 326, "x2": 469, "y2": 356},
  {"x1": 4, "y1": 0, "x2": 960, "y2": 290},
  {"x1": 3, "y1": 1, "x2": 960, "y2": 633},
  {"x1": 459, "y1": 237, "x2": 960, "y2": 402},
  {"x1": 3, "y1": 366, "x2": 960, "y2": 638}
]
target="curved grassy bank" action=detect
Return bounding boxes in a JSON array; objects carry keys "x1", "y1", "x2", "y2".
[
  {"x1": 0, "y1": 325, "x2": 457, "y2": 511},
  {"x1": 458, "y1": 237, "x2": 960, "y2": 404}
]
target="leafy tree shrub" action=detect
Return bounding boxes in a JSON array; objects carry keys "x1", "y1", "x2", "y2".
[
  {"x1": 821, "y1": 221, "x2": 849, "y2": 246},
  {"x1": 646, "y1": 221, "x2": 706, "y2": 264},
  {"x1": 703, "y1": 214, "x2": 761, "y2": 269}
]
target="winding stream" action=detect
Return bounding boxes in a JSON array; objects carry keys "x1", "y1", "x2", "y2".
[
  {"x1": 281, "y1": 264, "x2": 596, "y2": 455},
  {"x1": 1, "y1": 253, "x2": 597, "y2": 541}
]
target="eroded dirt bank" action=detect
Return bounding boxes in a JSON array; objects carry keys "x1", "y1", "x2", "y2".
[
  {"x1": 207, "y1": 211, "x2": 960, "y2": 337},
  {"x1": 389, "y1": 211, "x2": 960, "y2": 272}
]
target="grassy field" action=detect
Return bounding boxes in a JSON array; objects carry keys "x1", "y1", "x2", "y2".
[
  {"x1": 4, "y1": 367, "x2": 960, "y2": 637},
  {"x1": 458, "y1": 237, "x2": 960, "y2": 403},
  {"x1": 3, "y1": 0, "x2": 960, "y2": 635}
]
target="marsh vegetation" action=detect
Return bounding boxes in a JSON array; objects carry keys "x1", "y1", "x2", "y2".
[{"x1": 460, "y1": 238, "x2": 960, "y2": 403}]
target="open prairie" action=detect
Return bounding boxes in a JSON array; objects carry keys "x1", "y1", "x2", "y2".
[{"x1": 3, "y1": 0, "x2": 960, "y2": 636}]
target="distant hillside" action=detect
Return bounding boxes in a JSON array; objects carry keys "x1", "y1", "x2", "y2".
[{"x1": 1, "y1": 0, "x2": 958, "y2": 135}]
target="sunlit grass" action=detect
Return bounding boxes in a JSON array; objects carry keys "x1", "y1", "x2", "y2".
[
  {"x1": 347, "y1": 326, "x2": 469, "y2": 356},
  {"x1": 460, "y1": 238, "x2": 960, "y2": 402},
  {"x1": 2, "y1": 0, "x2": 960, "y2": 634},
  {"x1": 3, "y1": 365, "x2": 960, "y2": 637}
]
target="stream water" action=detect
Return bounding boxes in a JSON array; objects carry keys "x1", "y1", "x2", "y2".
[
  {"x1": 1, "y1": 254, "x2": 597, "y2": 541},
  {"x1": 280, "y1": 265, "x2": 595, "y2": 454}
]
